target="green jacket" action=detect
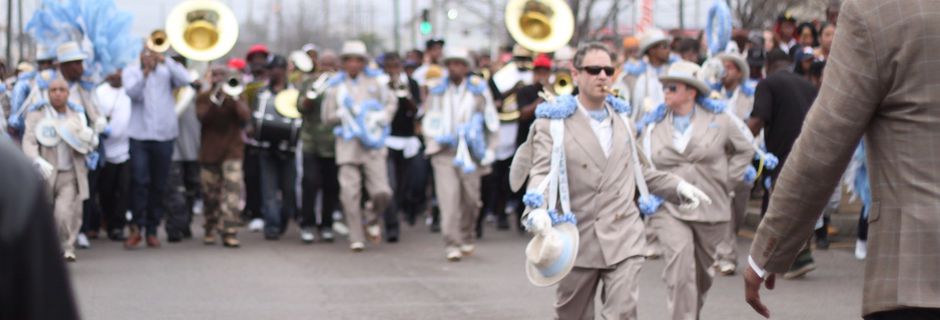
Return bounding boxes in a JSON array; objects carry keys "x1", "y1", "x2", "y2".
[{"x1": 298, "y1": 77, "x2": 336, "y2": 157}]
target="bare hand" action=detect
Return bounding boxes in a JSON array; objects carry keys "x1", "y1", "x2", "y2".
[{"x1": 744, "y1": 265, "x2": 775, "y2": 318}]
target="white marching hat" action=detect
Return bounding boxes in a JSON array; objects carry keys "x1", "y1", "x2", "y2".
[
  {"x1": 56, "y1": 41, "x2": 88, "y2": 64},
  {"x1": 525, "y1": 214, "x2": 579, "y2": 287},
  {"x1": 443, "y1": 47, "x2": 474, "y2": 68},
  {"x1": 659, "y1": 60, "x2": 711, "y2": 96},
  {"x1": 56, "y1": 117, "x2": 96, "y2": 154},
  {"x1": 339, "y1": 40, "x2": 369, "y2": 60},
  {"x1": 716, "y1": 52, "x2": 750, "y2": 82},
  {"x1": 638, "y1": 28, "x2": 671, "y2": 56}
]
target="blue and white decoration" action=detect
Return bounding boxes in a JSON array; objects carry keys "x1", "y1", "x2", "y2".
[{"x1": 706, "y1": 0, "x2": 733, "y2": 56}]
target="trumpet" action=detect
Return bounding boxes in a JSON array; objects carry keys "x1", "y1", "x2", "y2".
[
  {"x1": 552, "y1": 71, "x2": 574, "y2": 95},
  {"x1": 209, "y1": 76, "x2": 244, "y2": 105},
  {"x1": 147, "y1": 30, "x2": 171, "y2": 53},
  {"x1": 305, "y1": 72, "x2": 333, "y2": 100}
]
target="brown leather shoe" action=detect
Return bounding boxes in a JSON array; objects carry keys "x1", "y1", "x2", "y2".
[
  {"x1": 146, "y1": 235, "x2": 161, "y2": 248},
  {"x1": 222, "y1": 234, "x2": 240, "y2": 248},
  {"x1": 124, "y1": 226, "x2": 142, "y2": 250},
  {"x1": 203, "y1": 229, "x2": 217, "y2": 245}
]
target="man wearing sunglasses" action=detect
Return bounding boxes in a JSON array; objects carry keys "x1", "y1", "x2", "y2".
[{"x1": 520, "y1": 42, "x2": 711, "y2": 319}]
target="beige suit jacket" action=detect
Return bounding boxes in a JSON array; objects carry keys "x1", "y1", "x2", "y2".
[
  {"x1": 321, "y1": 73, "x2": 397, "y2": 165},
  {"x1": 646, "y1": 106, "x2": 754, "y2": 222},
  {"x1": 526, "y1": 102, "x2": 681, "y2": 269},
  {"x1": 749, "y1": 0, "x2": 940, "y2": 315},
  {"x1": 21, "y1": 106, "x2": 90, "y2": 200},
  {"x1": 422, "y1": 80, "x2": 499, "y2": 158}
]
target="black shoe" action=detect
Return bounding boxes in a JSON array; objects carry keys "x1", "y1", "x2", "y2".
[
  {"x1": 181, "y1": 228, "x2": 193, "y2": 239},
  {"x1": 816, "y1": 237, "x2": 830, "y2": 250},
  {"x1": 387, "y1": 235, "x2": 399, "y2": 243},
  {"x1": 264, "y1": 233, "x2": 280, "y2": 241},
  {"x1": 497, "y1": 216, "x2": 510, "y2": 230},
  {"x1": 108, "y1": 229, "x2": 126, "y2": 241},
  {"x1": 167, "y1": 231, "x2": 183, "y2": 243}
]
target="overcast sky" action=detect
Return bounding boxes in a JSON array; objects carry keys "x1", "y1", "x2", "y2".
[{"x1": 4, "y1": 0, "x2": 711, "y2": 58}]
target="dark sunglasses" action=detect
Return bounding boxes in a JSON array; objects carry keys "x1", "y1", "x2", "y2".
[
  {"x1": 580, "y1": 66, "x2": 615, "y2": 76},
  {"x1": 664, "y1": 84, "x2": 680, "y2": 93}
]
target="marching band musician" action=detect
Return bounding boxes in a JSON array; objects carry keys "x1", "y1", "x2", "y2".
[
  {"x1": 122, "y1": 44, "x2": 193, "y2": 249},
  {"x1": 422, "y1": 48, "x2": 498, "y2": 261},
  {"x1": 252, "y1": 55, "x2": 297, "y2": 241},
  {"x1": 518, "y1": 43, "x2": 711, "y2": 318},
  {"x1": 321, "y1": 40, "x2": 397, "y2": 252},
  {"x1": 639, "y1": 61, "x2": 754, "y2": 320},
  {"x1": 241, "y1": 44, "x2": 271, "y2": 233},
  {"x1": 22, "y1": 79, "x2": 98, "y2": 261},
  {"x1": 196, "y1": 66, "x2": 252, "y2": 248},
  {"x1": 298, "y1": 49, "x2": 341, "y2": 244}
]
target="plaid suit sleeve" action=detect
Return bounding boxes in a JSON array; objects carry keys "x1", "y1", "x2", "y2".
[{"x1": 748, "y1": 0, "x2": 884, "y2": 272}]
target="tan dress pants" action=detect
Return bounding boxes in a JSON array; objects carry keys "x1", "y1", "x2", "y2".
[
  {"x1": 555, "y1": 256, "x2": 644, "y2": 320},
  {"x1": 716, "y1": 181, "x2": 752, "y2": 266},
  {"x1": 651, "y1": 212, "x2": 727, "y2": 320},
  {"x1": 53, "y1": 170, "x2": 82, "y2": 256},
  {"x1": 430, "y1": 152, "x2": 482, "y2": 250},
  {"x1": 338, "y1": 158, "x2": 392, "y2": 244}
]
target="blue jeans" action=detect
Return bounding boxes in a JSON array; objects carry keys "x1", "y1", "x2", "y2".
[
  {"x1": 129, "y1": 139, "x2": 175, "y2": 235},
  {"x1": 259, "y1": 150, "x2": 297, "y2": 236}
]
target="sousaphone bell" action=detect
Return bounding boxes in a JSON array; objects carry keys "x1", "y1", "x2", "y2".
[
  {"x1": 165, "y1": 0, "x2": 239, "y2": 62},
  {"x1": 505, "y1": 0, "x2": 575, "y2": 53}
]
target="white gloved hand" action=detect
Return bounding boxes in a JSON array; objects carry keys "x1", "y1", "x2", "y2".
[
  {"x1": 78, "y1": 127, "x2": 98, "y2": 148},
  {"x1": 93, "y1": 117, "x2": 108, "y2": 133},
  {"x1": 34, "y1": 158, "x2": 54, "y2": 180},
  {"x1": 524, "y1": 208, "x2": 552, "y2": 234},
  {"x1": 480, "y1": 149, "x2": 496, "y2": 166},
  {"x1": 336, "y1": 107, "x2": 350, "y2": 121},
  {"x1": 676, "y1": 181, "x2": 712, "y2": 210}
]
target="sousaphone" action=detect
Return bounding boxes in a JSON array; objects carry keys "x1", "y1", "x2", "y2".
[
  {"x1": 505, "y1": 0, "x2": 575, "y2": 54},
  {"x1": 165, "y1": 0, "x2": 239, "y2": 62}
]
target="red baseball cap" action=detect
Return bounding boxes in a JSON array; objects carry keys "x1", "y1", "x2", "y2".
[
  {"x1": 533, "y1": 54, "x2": 552, "y2": 69},
  {"x1": 227, "y1": 58, "x2": 247, "y2": 71},
  {"x1": 246, "y1": 44, "x2": 270, "y2": 58}
]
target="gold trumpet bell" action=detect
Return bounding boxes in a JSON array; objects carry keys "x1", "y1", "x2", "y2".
[
  {"x1": 505, "y1": 0, "x2": 574, "y2": 54},
  {"x1": 147, "y1": 30, "x2": 171, "y2": 53},
  {"x1": 166, "y1": 0, "x2": 238, "y2": 62},
  {"x1": 553, "y1": 71, "x2": 574, "y2": 96},
  {"x1": 274, "y1": 89, "x2": 303, "y2": 119}
]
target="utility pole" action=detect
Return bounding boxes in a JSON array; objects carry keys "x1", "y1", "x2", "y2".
[
  {"x1": 393, "y1": 0, "x2": 401, "y2": 52},
  {"x1": 6, "y1": 0, "x2": 13, "y2": 66},
  {"x1": 678, "y1": 0, "x2": 684, "y2": 30},
  {"x1": 18, "y1": 0, "x2": 23, "y2": 61}
]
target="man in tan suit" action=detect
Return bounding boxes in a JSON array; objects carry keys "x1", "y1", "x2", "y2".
[
  {"x1": 523, "y1": 43, "x2": 712, "y2": 319},
  {"x1": 22, "y1": 79, "x2": 96, "y2": 261},
  {"x1": 422, "y1": 48, "x2": 499, "y2": 261},
  {"x1": 322, "y1": 40, "x2": 397, "y2": 252},
  {"x1": 745, "y1": 1, "x2": 940, "y2": 319}
]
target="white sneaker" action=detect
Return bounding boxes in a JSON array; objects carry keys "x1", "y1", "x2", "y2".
[
  {"x1": 193, "y1": 199, "x2": 204, "y2": 215},
  {"x1": 366, "y1": 224, "x2": 382, "y2": 243},
  {"x1": 459, "y1": 244, "x2": 476, "y2": 256},
  {"x1": 855, "y1": 239, "x2": 867, "y2": 260},
  {"x1": 350, "y1": 242, "x2": 365, "y2": 252},
  {"x1": 717, "y1": 261, "x2": 736, "y2": 276},
  {"x1": 248, "y1": 218, "x2": 264, "y2": 232},
  {"x1": 64, "y1": 252, "x2": 77, "y2": 262},
  {"x1": 300, "y1": 228, "x2": 316, "y2": 243},
  {"x1": 333, "y1": 221, "x2": 350, "y2": 236},
  {"x1": 76, "y1": 233, "x2": 91, "y2": 249},
  {"x1": 446, "y1": 248, "x2": 462, "y2": 261}
]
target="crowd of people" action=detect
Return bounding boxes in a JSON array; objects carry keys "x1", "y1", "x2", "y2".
[{"x1": 6, "y1": 0, "x2": 933, "y2": 318}]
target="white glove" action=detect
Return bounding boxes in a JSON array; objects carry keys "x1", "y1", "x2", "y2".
[
  {"x1": 336, "y1": 107, "x2": 350, "y2": 120},
  {"x1": 93, "y1": 117, "x2": 108, "y2": 133},
  {"x1": 78, "y1": 127, "x2": 99, "y2": 148},
  {"x1": 524, "y1": 208, "x2": 552, "y2": 234},
  {"x1": 34, "y1": 158, "x2": 54, "y2": 180},
  {"x1": 480, "y1": 149, "x2": 496, "y2": 166},
  {"x1": 676, "y1": 181, "x2": 712, "y2": 210}
]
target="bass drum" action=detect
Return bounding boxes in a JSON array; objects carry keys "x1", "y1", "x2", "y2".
[{"x1": 253, "y1": 92, "x2": 302, "y2": 151}]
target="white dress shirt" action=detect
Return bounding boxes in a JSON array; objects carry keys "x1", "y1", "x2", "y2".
[
  {"x1": 577, "y1": 100, "x2": 612, "y2": 158},
  {"x1": 95, "y1": 84, "x2": 132, "y2": 163}
]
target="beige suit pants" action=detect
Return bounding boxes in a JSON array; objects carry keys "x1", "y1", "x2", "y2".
[
  {"x1": 338, "y1": 159, "x2": 392, "y2": 244},
  {"x1": 53, "y1": 170, "x2": 82, "y2": 256},
  {"x1": 555, "y1": 256, "x2": 644, "y2": 320},
  {"x1": 651, "y1": 213, "x2": 727, "y2": 320},
  {"x1": 430, "y1": 153, "x2": 481, "y2": 250},
  {"x1": 716, "y1": 181, "x2": 752, "y2": 265}
]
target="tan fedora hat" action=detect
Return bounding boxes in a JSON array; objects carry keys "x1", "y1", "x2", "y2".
[
  {"x1": 659, "y1": 60, "x2": 711, "y2": 96},
  {"x1": 525, "y1": 218, "x2": 579, "y2": 287}
]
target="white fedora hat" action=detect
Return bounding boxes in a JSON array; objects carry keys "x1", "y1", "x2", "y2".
[
  {"x1": 659, "y1": 60, "x2": 711, "y2": 96},
  {"x1": 716, "y1": 53, "x2": 750, "y2": 81},
  {"x1": 638, "y1": 28, "x2": 671, "y2": 56},
  {"x1": 442, "y1": 47, "x2": 474, "y2": 69},
  {"x1": 34, "y1": 117, "x2": 61, "y2": 147},
  {"x1": 56, "y1": 118, "x2": 95, "y2": 154},
  {"x1": 525, "y1": 216, "x2": 579, "y2": 287},
  {"x1": 339, "y1": 40, "x2": 370, "y2": 60},
  {"x1": 56, "y1": 41, "x2": 88, "y2": 64}
]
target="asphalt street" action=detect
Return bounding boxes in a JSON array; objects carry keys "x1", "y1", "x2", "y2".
[{"x1": 70, "y1": 219, "x2": 865, "y2": 320}]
